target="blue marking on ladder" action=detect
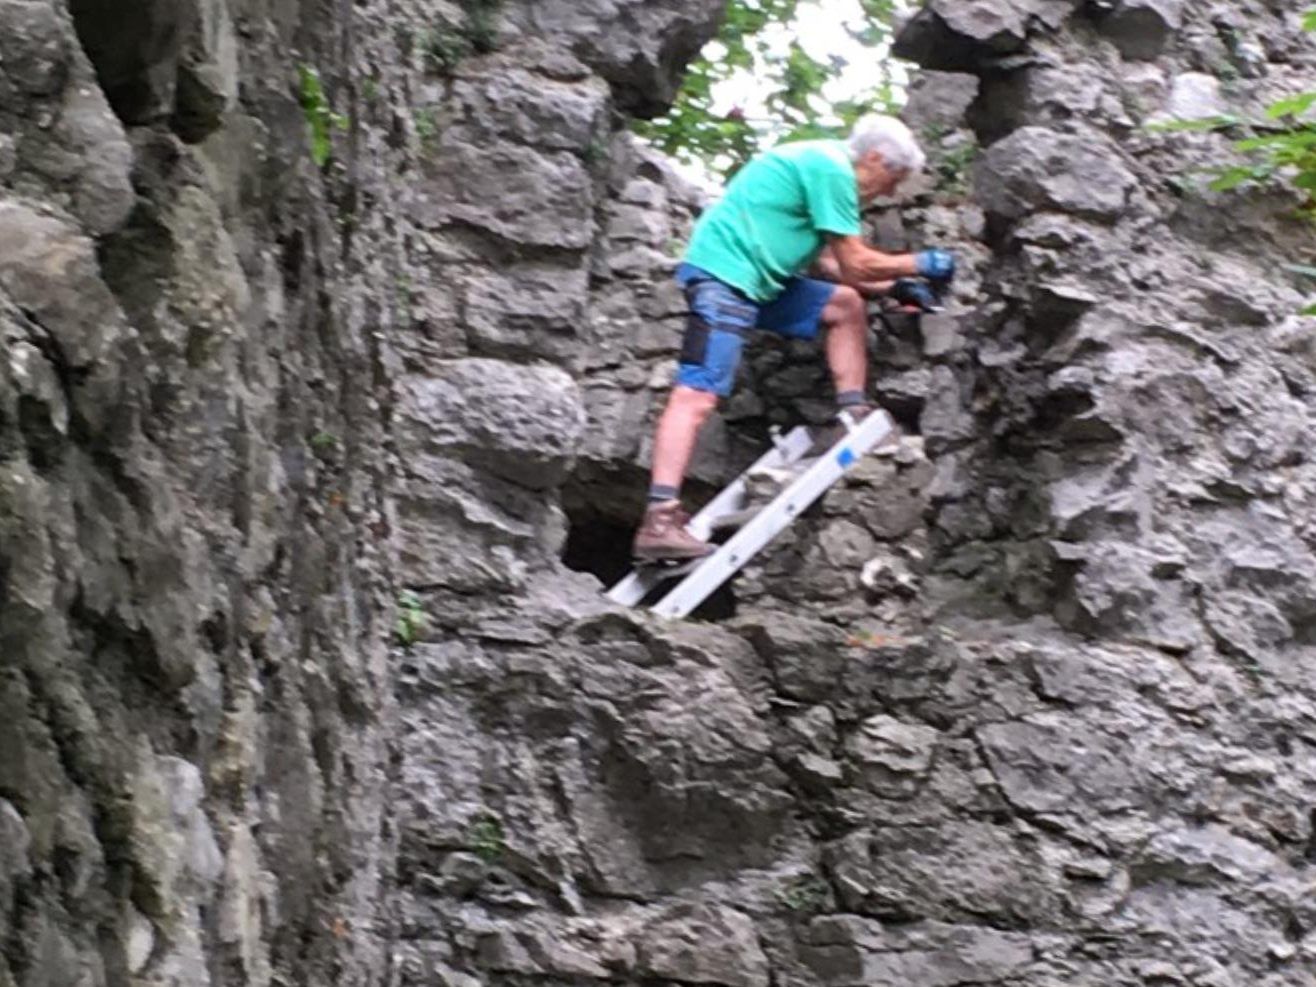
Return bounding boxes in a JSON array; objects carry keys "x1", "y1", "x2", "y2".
[{"x1": 837, "y1": 447, "x2": 856, "y2": 468}]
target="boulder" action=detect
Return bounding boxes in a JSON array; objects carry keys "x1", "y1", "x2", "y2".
[
  {"x1": 397, "y1": 360, "x2": 586, "y2": 489},
  {"x1": 516, "y1": 0, "x2": 724, "y2": 116},
  {"x1": 418, "y1": 140, "x2": 596, "y2": 248},
  {"x1": 0, "y1": 201, "x2": 128, "y2": 366},
  {"x1": 974, "y1": 125, "x2": 1135, "y2": 220},
  {"x1": 894, "y1": 0, "x2": 1031, "y2": 71},
  {"x1": 1099, "y1": 0, "x2": 1182, "y2": 61},
  {"x1": 637, "y1": 905, "x2": 770, "y2": 987}
]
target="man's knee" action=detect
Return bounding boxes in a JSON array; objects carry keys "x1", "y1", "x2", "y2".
[
  {"x1": 671, "y1": 385, "x2": 720, "y2": 420},
  {"x1": 825, "y1": 284, "x2": 865, "y2": 325}
]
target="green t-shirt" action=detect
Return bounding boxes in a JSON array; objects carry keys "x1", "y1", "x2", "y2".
[{"x1": 684, "y1": 139, "x2": 862, "y2": 303}]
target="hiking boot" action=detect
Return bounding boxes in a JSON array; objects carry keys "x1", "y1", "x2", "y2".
[
  {"x1": 633, "y1": 500, "x2": 715, "y2": 561},
  {"x1": 806, "y1": 404, "x2": 880, "y2": 458}
]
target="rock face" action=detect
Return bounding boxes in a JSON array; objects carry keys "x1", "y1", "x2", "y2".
[{"x1": 2, "y1": 0, "x2": 1316, "y2": 986}]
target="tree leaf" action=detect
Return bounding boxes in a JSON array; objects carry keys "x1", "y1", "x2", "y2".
[
  {"x1": 1208, "y1": 165, "x2": 1263, "y2": 191},
  {"x1": 1146, "y1": 115, "x2": 1238, "y2": 133},
  {"x1": 1265, "y1": 91, "x2": 1316, "y2": 119},
  {"x1": 631, "y1": 0, "x2": 898, "y2": 178}
]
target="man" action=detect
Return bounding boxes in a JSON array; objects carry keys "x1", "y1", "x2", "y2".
[{"x1": 633, "y1": 114, "x2": 956, "y2": 561}]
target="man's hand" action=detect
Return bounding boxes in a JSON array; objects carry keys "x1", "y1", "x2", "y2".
[
  {"x1": 915, "y1": 249, "x2": 956, "y2": 283},
  {"x1": 890, "y1": 278, "x2": 942, "y2": 313}
]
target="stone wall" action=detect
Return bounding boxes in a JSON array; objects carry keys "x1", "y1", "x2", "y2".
[{"x1": 1, "y1": 0, "x2": 407, "y2": 982}]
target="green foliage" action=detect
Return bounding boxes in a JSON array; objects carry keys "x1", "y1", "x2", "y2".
[
  {"x1": 309, "y1": 431, "x2": 339, "y2": 456},
  {"x1": 468, "y1": 814, "x2": 505, "y2": 862},
  {"x1": 422, "y1": 26, "x2": 468, "y2": 74},
  {"x1": 421, "y1": 0, "x2": 505, "y2": 75},
  {"x1": 414, "y1": 106, "x2": 441, "y2": 145},
  {"x1": 924, "y1": 124, "x2": 977, "y2": 197},
  {"x1": 1145, "y1": 12, "x2": 1316, "y2": 315},
  {"x1": 1145, "y1": 114, "x2": 1241, "y2": 133},
  {"x1": 396, "y1": 590, "x2": 426, "y2": 647},
  {"x1": 1288, "y1": 264, "x2": 1316, "y2": 315},
  {"x1": 464, "y1": 0, "x2": 503, "y2": 54},
  {"x1": 634, "y1": 0, "x2": 900, "y2": 177},
  {"x1": 1154, "y1": 12, "x2": 1316, "y2": 221},
  {"x1": 298, "y1": 64, "x2": 349, "y2": 168},
  {"x1": 775, "y1": 875, "x2": 831, "y2": 914}
]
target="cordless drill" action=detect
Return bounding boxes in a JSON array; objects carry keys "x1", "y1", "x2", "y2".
[{"x1": 889, "y1": 277, "x2": 944, "y2": 313}]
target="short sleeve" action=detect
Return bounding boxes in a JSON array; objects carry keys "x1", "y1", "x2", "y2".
[{"x1": 802, "y1": 150, "x2": 861, "y2": 237}]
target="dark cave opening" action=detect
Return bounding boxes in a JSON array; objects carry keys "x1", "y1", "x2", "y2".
[
  {"x1": 69, "y1": 0, "x2": 180, "y2": 126},
  {"x1": 561, "y1": 496, "x2": 737, "y2": 622}
]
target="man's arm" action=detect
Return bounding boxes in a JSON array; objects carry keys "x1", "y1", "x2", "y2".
[
  {"x1": 828, "y1": 234, "x2": 920, "y2": 284},
  {"x1": 812, "y1": 243, "x2": 844, "y2": 282},
  {"x1": 812, "y1": 243, "x2": 897, "y2": 297}
]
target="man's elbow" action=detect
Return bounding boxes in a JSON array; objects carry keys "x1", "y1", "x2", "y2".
[{"x1": 835, "y1": 258, "x2": 868, "y2": 286}]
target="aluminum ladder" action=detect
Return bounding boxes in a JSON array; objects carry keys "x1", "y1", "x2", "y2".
[{"x1": 607, "y1": 408, "x2": 896, "y2": 619}]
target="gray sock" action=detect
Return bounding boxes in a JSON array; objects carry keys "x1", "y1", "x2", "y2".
[
  {"x1": 836, "y1": 389, "x2": 866, "y2": 408},
  {"x1": 648, "y1": 484, "x2": 679, "y2": 504}
]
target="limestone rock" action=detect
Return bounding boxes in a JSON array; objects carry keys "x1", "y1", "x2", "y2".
[
  {"x1": 974, "y1": 126, "x2": 1135, "y2": 220},
  {"x1": 1099, "y1": 0, "x2": 1183, "y2": 61},
  {"x1": 0, "y1": 201, "x2": 127, "y2": 365},
  {"x1": 894, "y1": 0, "x2": 1032, "y2": 72},
  {"x1": 517, "y1": 0, "x2": 724, "y2": 115},
  {"x1": 419, "y1": 140, "x2": 596, "y2": 248},
  {"x1": 801, "y1": 915, "x2": 1034, "y2": 986},
  {"x1": 397, "y1": 360, "x2": 586, "y2": 489},
  {"x1": 902, "y1": 71, "x2": 981, "y2": 133},
  {"x1": 173, "y1": 0, "x2": 240, "y2": 141},
  {"x1": 1161, "y1": 71, "x2": 1225, "y2": 121},
  {"x1": 637, "y1": 905, "x2": 770, "y2": 987}
]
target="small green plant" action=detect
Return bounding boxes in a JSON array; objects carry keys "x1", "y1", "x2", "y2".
[
  {"x1": 922, "y1": 124, "x2": 976, "y2": 197},
  {"x1": 1152, "y1": 11, "x2": 1316, "y2": 207},
  {"x1": 468, "y1": 814, "x2": 505, "y2": 862},
  {"x1": 362, "y1": 77, "x2": 380, "y2": 104},
  {"x1": 1149, "y1": 9, "x2": 1316, "y2": 314},
  {"x1": 1288, "y1": 264, "x2": 1316, "y2": 316},
  {"x1": 936, "y1": 142, "x2": 977, "y2": 197},
  {"x1": 775, "y1": 875, "x2": 831, "y2": 914},
  {"x1": 421, "y1": 1, "x2": 504, "y2": 75},
  {"x1": 309, "y1": 431, "x2": 339, "y2": 455},
  {"x1": 422, "y1": 25, "x2": 469, "y2": 74},
  {"x1": 395, "y1": 273, "x2": 415, "y2": 313},
  {"x1": 396, "y1": 590, "x2": 426, "y2": 647},
  {"x1": 464, "y1": 0, "x2": 503, "y2": 53},
  {"x1": 299, "y1": 64, "x2": 349, "y2": 167},
  {"x1": 581, "y1": 136, "x2": 610, "y2": 166},
  {"x1": 414, "y1": 106, "x2": 440, "y2": 145}
]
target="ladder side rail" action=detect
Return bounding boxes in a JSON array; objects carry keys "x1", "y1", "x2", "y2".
[
  {"x1": 686, "y1": 425, "x2": 813, "y2": 539},
  {"x1": 650, "y1": 412, "x2": 894, "y2": 618}
]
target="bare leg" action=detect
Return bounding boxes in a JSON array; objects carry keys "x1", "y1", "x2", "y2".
[
  {"x1": 820, "y1": 284, "x2": 868, "y2": 396},
  {"x1": 650, "y1": 385, "x2": 719, "y2": 491}
]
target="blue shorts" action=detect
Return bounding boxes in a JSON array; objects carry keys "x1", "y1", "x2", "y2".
[{"x1": 673, "y1": 263, "x2": 838, "y2": 397}]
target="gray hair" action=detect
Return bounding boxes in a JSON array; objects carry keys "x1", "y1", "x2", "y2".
[{"x1": 848, "y1": 114, "x2": 926, "y2": 173}]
